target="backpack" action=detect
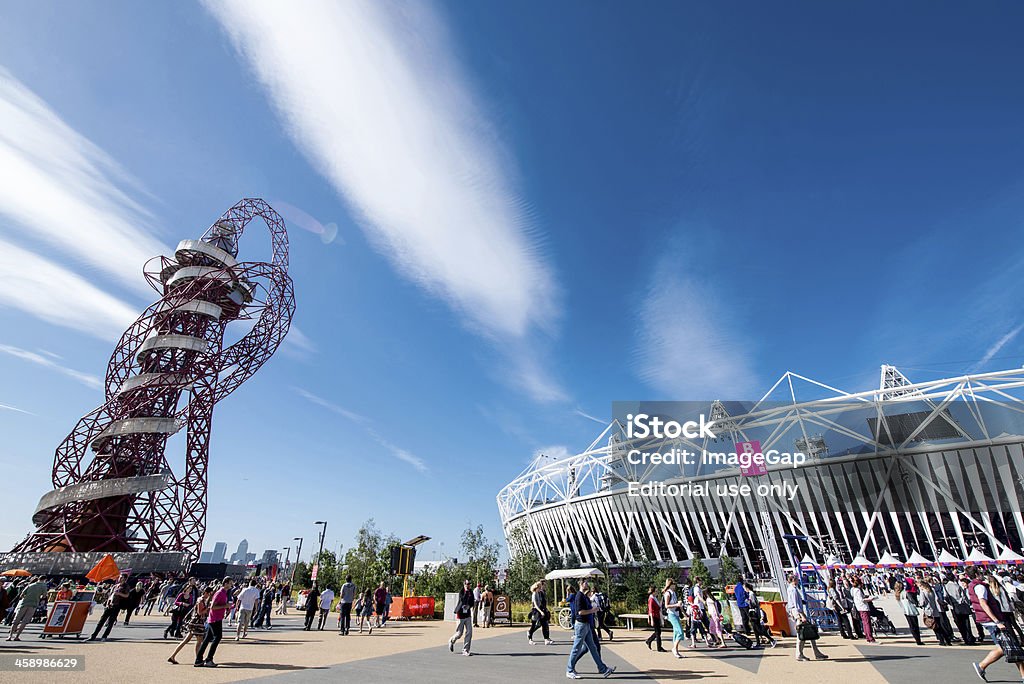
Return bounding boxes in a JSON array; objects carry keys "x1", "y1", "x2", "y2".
[{"x1": 596, "y1": 592, "x2": 609, "y2": 612}]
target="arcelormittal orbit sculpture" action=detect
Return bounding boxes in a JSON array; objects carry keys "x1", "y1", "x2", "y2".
[{"x1": 13, "y1": 199, "x2": 294, "y2": 560}]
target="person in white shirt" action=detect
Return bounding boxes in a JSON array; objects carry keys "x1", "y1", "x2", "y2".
[
  {"x1": 235, "y1": 581, "x2": 261, "y2": 640},
  {"x1": 318, "y1": 588, "x2": 335, "y2": 630},
  {"x1": 472, "y1": 583, "x2": 483, "y2": 627},
  {"x1": 849, "y1": 576, "x2": 876, "y2": 643}
]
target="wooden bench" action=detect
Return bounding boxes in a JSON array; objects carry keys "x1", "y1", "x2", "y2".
[{"x1": 618, "y1": 613, "x2": 650, "y2": 630}]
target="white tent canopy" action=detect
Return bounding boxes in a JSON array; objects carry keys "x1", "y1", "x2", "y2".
[
  {"x1": 997, "y1": 548, "x2": 1024, "y2": 565},
  {"x1": 876, "y1": 551, "x2": 903, "y2": 568},
  {"x1": 825, "y1": 555, "x2": 846, "y2": 568},
  {"x1": 966, "y1": 548, "x2": 995, "y2": 565},
  {"x1": 905, "y1": 551, "x2": 934, "y2": 567},
  {"x1": 545, "y1": 567, "x2": 605, "y2": 581},
  {"x1": 799, "y1": 554, "x2": 819, "y2": 568},
  {"x1": 937, "y1": 549, "x2": 963, "y2": 566},
  {"x1": 849, "y1": 555, "x2": 874, "y2": 568}
]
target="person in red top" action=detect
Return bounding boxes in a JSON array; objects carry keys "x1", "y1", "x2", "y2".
[
  {"x1": 195, "y1": 577, "x2": 233, "y2": 668},
  {"x1": 646, "y1": 585, "x2": 666, "y2": 652}
]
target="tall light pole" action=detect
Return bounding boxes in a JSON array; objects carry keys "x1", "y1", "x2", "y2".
[
  {"x1": 282, "y1": 546, "x2": 291, "y2": 577},
  {"x1": 291, "y1": 537, "x2": 303, "y2": 585},
  {"x1": 314, "y1": 521, "x2": 328, "y2": 585}
]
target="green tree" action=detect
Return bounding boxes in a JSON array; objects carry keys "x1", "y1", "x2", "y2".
[
  {"x1": 504, "y1": 524, "x2": 545, "y2": 601},
  {"x1": 619, "y1": 554, "x2": 658, "y2": 610},
  {"x1": 343, "y1": 519, "x2": 385, "y2": 589},
  {"x1": 293, "y1": 561, "x2": 312, "y2": 589},
  {"x1": 563, "y1": 552, "x2": 581, "y2": 569},
  {"x1": 689, "y1": 554, "x2": 713, "y2": 589},
  {"x1": 461, "y1": 524, "x2": 500, "y2": 586},
  {"x1": 720, "y1": 556, "x2": 742, "y2": 586},
  {"x1": 545, "y1": 553, "x2": 564, "y2": 572}
]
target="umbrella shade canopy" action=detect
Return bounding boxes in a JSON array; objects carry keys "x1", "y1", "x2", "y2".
[
  {"x1": 996, "y1": 548, "x2": 1024, "y2": 565},
  {"x1": 86, "y1": 554, "x2": 120, "y2": 583},
  {"x1": 905, "y1": 551, "x2": 934, "y2": 567},
  {"x1": 544, "y1": 567, "x2": 604, "y2": 581},
  {"x1": 876, "y1": 551, "x2": 903, "y2": 568},
  {"x1": 849, "y1": 555, "x2": 874, "y2": 568},
  {"x1": 937, "y1": 550, "x2": 963, "y2": 566},
  {"x1": 965, "y1": 548, "x2": 996, "y2": 566},
  {"x1": 0, "y1": 568, "x2": 30, "y2": 577}
]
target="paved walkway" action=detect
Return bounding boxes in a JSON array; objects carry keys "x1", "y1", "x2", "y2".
[{"x1": 1, "y1": 610, "x2": 1019, "y2": 683}]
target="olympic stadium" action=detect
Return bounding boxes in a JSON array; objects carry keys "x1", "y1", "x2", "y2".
[{"x1": 497, "y1": 365, "x2": 1024, "y2": 574}]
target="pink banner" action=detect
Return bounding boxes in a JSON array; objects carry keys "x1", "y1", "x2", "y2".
[{"x1": 736, "y1": 440, "x2": 767, "y2": 477}]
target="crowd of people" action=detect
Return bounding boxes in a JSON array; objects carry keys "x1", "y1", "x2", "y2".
[{"x1": 5, "y1": 562, "x2": 1024, "y2": 681}]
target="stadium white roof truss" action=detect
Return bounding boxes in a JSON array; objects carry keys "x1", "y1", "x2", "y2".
[{"x1": 498, "y1": 365, "x2": 1024, "y2": 566}]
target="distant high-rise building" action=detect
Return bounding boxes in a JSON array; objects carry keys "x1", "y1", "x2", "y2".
[
  {"x1": 211, "y1": 541, "x2": 228, "y2": 565},
  {"x1": 230, "y1": 539, "x2": 249, "y2": 565},
  {"x1": 245, "y1": 552, "x2": 256, "y2": 564},
  {"x1": 199, "y1": 551, "x2": 213, "y2": 563}
]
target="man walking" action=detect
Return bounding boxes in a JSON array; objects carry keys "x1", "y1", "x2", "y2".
[
  {"x1": 6, "y1": 576, "x2": 48, "y2": 642},
  {"x1": 338, "y1": 576, "x2": 356, "y2": 635},
  {"x1": 304, "y1": 584, "x2": 320, "y2": 631},
  {"x1": 88, "y1": 580, "x2": 130, "y2": 642},
  {"x1": 318, "y1": 585, "x2": 334, "y2": 630},
  {"x1": 195, "y1": 577, "x2": 233, "y2": 668},
  {"x1": 235, "y1": 580, "x2": 260, "y2": 640},
  {"x1": 734, "y1": 578, "x2": 751, "y2": 634},
  {"x1": 567, "y1": 579, "x2": 615, "y2": 678},
  {"x1": 448, "y1": 579, "x2": 475, "y2": 656}
]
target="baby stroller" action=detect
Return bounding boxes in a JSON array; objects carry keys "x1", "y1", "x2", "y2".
[{"x1": 867, "y1": 602, "x2": 896, "y2": 635}]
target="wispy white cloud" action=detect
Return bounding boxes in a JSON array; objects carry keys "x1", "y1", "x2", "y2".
[
  {"x1": 282, "y1": 325, "x2": 317, "y2": 359},
  {"x1": 0, "y1": 237, "x2": 137, "y2": 341},
  {"x1": 292, "y1": 387, "x2": 365, "y2": 424},
  {"x1": 204, "y1": 0, "x2": 565, "y2": 402},
  {"x1": 0, "y1": 343, "x2": 102, "y2": 389},
  {"x1": 0, "y1": 402, "x2": 33, "y2": 415},
  {"x1": 203, "y1": 0, "x2": 555, "y2": 339},
  {"x1": 505, "y1": 351, "x2": 568, "y2": 404},
  {"x1": 972, "y1": 324, "x2": 1024, "y2": 371},
  {"x1": 574, "y1": 408, "x2": 607, "y2": 425},
  {"x1": 293, "y1": 387, "x2": 427, "y2": 472},
  {"x1": 0, "y1": 68, "x2": 168, "y2": 296},
  {"x1": 633, "y1": 247, "x2": 755, "y2": 398}
]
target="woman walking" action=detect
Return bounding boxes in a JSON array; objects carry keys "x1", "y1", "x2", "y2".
[
  {"x1": 356, "y1": 589, "x2": 374, "y2": 634},
  {"x1": 645, "y1": 585, "x2": 666, "y2": 651},
  {"x1": 706, "y1": 593, "x2": 725, "y2": 648},
  {"x1": 663, "y1": 578, "x2": 686, "y2": 659},
  {"x1": 527, "y1": 580, "x2": 552, "y2": 645},
  {"x1": 894, "y1": 584, "x2": 923, "y2": 645},
  {"x1": 919, "y1": 580, "x2": 953, "y2": 645},
  {"x1": 168, "y1": 587, "x2": 212, "y2": 665}
]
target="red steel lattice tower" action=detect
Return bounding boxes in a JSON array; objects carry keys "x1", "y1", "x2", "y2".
[{"x1": 13, "y1": 198, "x2": 295, "y2": 559}]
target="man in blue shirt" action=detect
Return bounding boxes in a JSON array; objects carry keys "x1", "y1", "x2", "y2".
[
  {"x1": 734, "y1": 580, "x2": 750, "y2": 634},
  {"x1": 566, "y1": 580, "x2": 616, "y2": 679}
]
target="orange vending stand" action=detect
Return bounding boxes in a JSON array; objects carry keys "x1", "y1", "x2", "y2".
[{"x1": 40, "y1": 601, "x2": 91, "y2": 639}]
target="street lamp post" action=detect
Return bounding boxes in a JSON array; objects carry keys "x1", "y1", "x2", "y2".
[
  {"x1": 314, "y1": 521, "x2": 328, "y2": 585},
  {"x1": 291, "y1": 537, "x2": 303, "y2": 585}
]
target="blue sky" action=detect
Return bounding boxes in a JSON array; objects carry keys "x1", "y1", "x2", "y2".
[{"x1": 1, "y1": 0, "x2": 1023, "y2": 562}]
